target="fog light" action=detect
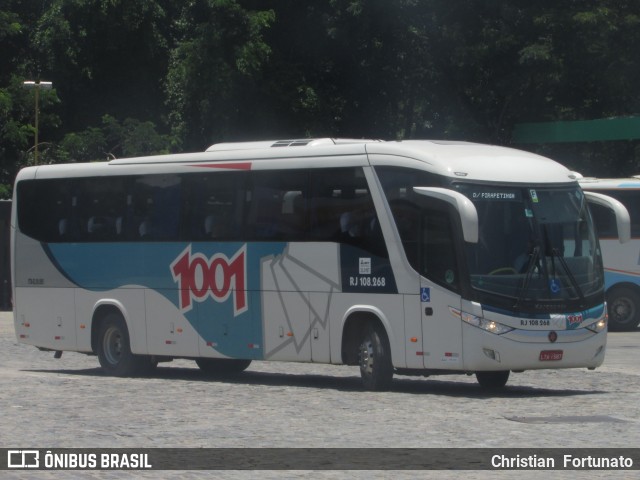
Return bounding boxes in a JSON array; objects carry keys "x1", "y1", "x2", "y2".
[{"x1": 483, "y1": 348, "x2": 501, "y2": 362}]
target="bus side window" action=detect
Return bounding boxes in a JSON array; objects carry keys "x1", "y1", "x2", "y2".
[
  {"x1": 246, "y1": 170, "x2": 308, "y2": 241},
  {"x1": 131, "y1": 175, "x2": 181, "y2": 241},
  {"x1": 389, "y1": 199, "x2": 420, "y2": 268},
  {"x1": 600, "y1": 190, "x2": 640, "y2": 238},
  {"x1": 308, "y1": 168, "x2": 387, "y2": 257},
  {"x1": 421, "y1": 206, "x2": 460, "y2": 292},
  {"x1": 15, "y1": 179, "x2": 78, "y2": 242},
  {"x1": 73, "y1": 177, "x2": 128, "y2": 242},
  {"x1": 589, "y1": 203, "x2": 618, "y2": 238}
]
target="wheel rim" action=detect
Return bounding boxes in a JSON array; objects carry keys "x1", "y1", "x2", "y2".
[
  {"x1": 359, "y1": 339, "x2": 374, "y2": 376},
  {"x1": 611, "y1": 297, "x2": 635, "y2": 325},
  {"x1": 102, "y1": 326, "x2": 123, "y2": 366}
]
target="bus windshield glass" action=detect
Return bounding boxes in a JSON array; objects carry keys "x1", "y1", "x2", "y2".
[{"x1": 455, "y1": 184, "x2": 603, "y2": 310}]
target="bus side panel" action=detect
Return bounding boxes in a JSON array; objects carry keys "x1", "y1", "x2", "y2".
[
  {"x1": 144, "y1": 288, "x2": 199, "y2": 357},
  {"x1": 421, "y1": 281, "x2": 463, "y2": 370},
  {"x1": 309, "y1": 292, "x2": 331, "y2": 363},
  {"x1": 599, "y1": 238, "x2": 640, "y2": 289},
  {"x1": 261, "y1": 243, "x2": 341, "y2": 363},
  {"x1": 14, "y1": 287, "x2": 76, "y2": 351},
  {"x1": 262, "y1": 290, "x2": 311, "y2": 361},
  {"x1": 195, "y1": 290, "x2": 264, "y2": 360},
  {"x1": 403, "y1": 294, "x2": 423, "y2": 369},
  {"x1": 13, "y1": 233, "x2": 78, "y2": 351}
]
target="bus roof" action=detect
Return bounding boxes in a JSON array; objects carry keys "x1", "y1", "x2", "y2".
[
  {"x1": 365, "y1": 140, "x2": 576, "y2": 183},
  {"x1": 578, "y1": 176, "x2": 640, "y2": 189},
  {"x1": 20, "y1": 139, "x2": 577, "y2": 184},
  {"x1": 204, "y1": 138, "x2": 380, "y2": 151}
]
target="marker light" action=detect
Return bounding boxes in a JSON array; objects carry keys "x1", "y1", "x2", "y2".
[{"x1": 460, "y1": 311, "x2": 514, "y2": 335}]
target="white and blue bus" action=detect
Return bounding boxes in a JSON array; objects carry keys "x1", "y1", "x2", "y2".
[
  {"x1": 11, "y1": 139, "x2": 630, "y2": 390},
  {"x1": 579, "y1": 176, "x2": 640, "y2": 331}
]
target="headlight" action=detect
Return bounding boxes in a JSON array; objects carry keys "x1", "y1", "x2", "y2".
[
  {"x1": 459, "y1": 310, "x2": 514, "y2": 335},
  {"x1": 585, "y1": 318, "x2": 607, "y2": 333},
  {"x1": 585, "y1": 303, "x2": 607, "y2": 333}
]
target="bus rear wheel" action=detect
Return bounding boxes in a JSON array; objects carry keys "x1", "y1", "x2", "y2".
[
  {"x1": 195, "y1": 358, "x2": 252, "y2": 375},
  {"x1": 358, "y1": 324, "x2": 393, "y2": 391},
  {"x1": 607, "y1": 286, "x2": 640, "y2": 332},
  {"x1": 97, "y1": 313, "x2": 155, "y2": 376},
  {"x1": 475, "y1": 370, "x2": 510, "y2": 388}
]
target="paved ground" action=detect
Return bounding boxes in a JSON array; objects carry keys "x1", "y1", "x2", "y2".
[{"x1": 0, "y1": 311, "x2": 638, "y2": 479}]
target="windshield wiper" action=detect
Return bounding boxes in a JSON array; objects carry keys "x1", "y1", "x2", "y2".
[
  {"x1": 550, "y1": 247, "x2": 586, "y2": 303},
  {"x1": 541, "y1": 224, "x2": 585, "y2": 303},
  {"x1": 513, "y1": 245, "x2": 541, "y2": 309}
]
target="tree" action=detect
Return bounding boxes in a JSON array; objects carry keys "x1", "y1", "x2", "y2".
[
  {"x1": 56, "y1": 115, "x2": 176, "y2": 163},
  {"x1": 34, "y1": 0, "x2": 174, "y2": 132},
  {"x1": 3, "y1": 0, "x2": 640, "y2": 186},
  {"x1": 166, "y1": 0, "x2": 275, "y2": 149}
]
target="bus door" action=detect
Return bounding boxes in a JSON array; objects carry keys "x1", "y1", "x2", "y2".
[{"x1": 418, "y1": 205, "x2": 464, "y2": 369}]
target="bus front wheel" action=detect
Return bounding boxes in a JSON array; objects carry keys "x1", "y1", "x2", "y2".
[
  {"x1": 607, "y1": 286, "x2": 640, "y2": 332},
  {"x1": 97, "y1": 313, "x2": 155, "y2": 376},
  {"x1": 358, "y1": 324, "x2": 393, "y2": 391},
  {"x1": 475, "y1": 370, "x2": 510, "y2": 388}
]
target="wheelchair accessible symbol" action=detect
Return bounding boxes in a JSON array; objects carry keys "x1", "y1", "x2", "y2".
[
  {"x1": 421, "y1": 287, "x2": 431, "y2": 302},
  {"x1": 549, "y1": 278, "x2": 561, "y2": 295}
]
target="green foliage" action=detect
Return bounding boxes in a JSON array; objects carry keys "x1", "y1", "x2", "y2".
[
  {"x1": 166, "y1": 0, "x2": 275, "y2": 147},
  {"x1": 55, "y1": 115, "x2": 176, "y2": 163},
  {"x1": 0, "y1": 10, "x2": 21, "y2": 39},
  {"x1": 34, "y1": 0, "x2": 172, "y2": 131},
  {"x1": 1, "y1": 0, "x2": 640, "y2": 201}
]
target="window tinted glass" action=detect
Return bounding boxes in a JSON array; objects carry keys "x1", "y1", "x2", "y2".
[
  {"x1": 16, "y1": 167, "x2": 386, "y2": 256},
  {"x1": 75, "y1": 177, "x2": 128, "y2": 241},
  {"x1": 183, "y1": 172, "x2": 246, "y2": 241},
  {"x1": 131, "y1": 175, "x2": 182, "y2": 240},
  {"x1": 247, "y1": 170, "x2": 308, "y2": 240},
  {"x1": 587, "y1": 190, "x2": 640, "y2": 238},
  {"x1": 309, "y1": 168, "x2": 387, "y2": 257},
  {"x1": 422, "y1": 206, "x2": 460, "y2": 291},
  {"x1": 589, "y1": 203, "x2": 617, "y2": 238},
  {"x1": 18, "y1": 179, "x2": 73, "y2": 242},
  {"x1": 375, "y1": 166, "x2": 440, "y2": 202}
]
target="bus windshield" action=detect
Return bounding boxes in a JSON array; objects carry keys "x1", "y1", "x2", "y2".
[{"x1": 455, "y1": 184, "x2": 603, "y2": 310}]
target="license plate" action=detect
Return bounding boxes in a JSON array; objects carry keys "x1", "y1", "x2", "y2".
[{"x1": 539, "y1": 350, "x2": 563, "y2": 361}]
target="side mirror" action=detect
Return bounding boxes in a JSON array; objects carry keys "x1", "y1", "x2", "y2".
[
  {"x1": 584, "y1": 191, "x2": 631, "y2": 244},
  {"x1": 413, "y1": 187, "x2": 479, "y2": 243}
]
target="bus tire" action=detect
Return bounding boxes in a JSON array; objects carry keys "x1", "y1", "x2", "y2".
[
  {"x1": 97, "y1": 312, "x2": 146, "y2": 377},
  {"x1": 358, "y1": 324, "x2": 393, "y2": 391},
  {"x1": 607, "y1": 286, "x2": 640, "y2": 332},
  {"x1": 475, "y1": 370, "x2": 510, "y2": 388},
  {"x1": 195, "y1": 358, "x2": 252, "y2": 375}
]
